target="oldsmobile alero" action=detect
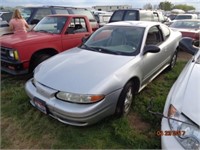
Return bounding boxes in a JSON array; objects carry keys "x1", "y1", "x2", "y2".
[{"x1": 25, "y1": 21, "x2": 182, "y2": 126}]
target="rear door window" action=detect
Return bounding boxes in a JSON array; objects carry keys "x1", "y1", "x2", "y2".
[
  {"x1": 146, "y1": 26, "x2": 163, "y2": 45},
  {"x1": 160, "y1": 24, "x2": 170, "y2": 40}
]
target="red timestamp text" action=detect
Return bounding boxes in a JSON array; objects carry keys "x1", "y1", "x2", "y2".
[{"x1": 156, "y1": 130, "x2": 186, "y2": 136}]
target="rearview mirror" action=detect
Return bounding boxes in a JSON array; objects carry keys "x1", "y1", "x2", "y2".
[
  {"x1": 179, "y1": 37, "x2": 198, "y2": 55},
  {"x1": 143, "y1": 45, "x2": 160, "y2": 55}
]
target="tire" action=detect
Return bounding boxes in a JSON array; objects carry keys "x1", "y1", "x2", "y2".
[
  {"x1": 115, "y1": 82, "x2": 135, "y2": 117},
  {"x1": 30, "y1": 54, "x2": 51, "y2": 72},
  {"x1": 168, "y1": 50, "x2": 178, "y2": 70}
]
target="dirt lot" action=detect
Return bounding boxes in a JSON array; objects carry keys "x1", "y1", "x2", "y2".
[{"x1": 177, "y1": 50, "x2": 192, "y2": 61}]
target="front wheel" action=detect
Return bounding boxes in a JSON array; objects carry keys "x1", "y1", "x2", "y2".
[
  {"x1": 115, "y1": 82, "x2": 135, "y2": 117},
  {"x1": 30, "y1": 54, "x2": 51, "y2": 72}
]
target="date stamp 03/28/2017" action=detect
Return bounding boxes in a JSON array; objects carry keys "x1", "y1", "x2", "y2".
[{"x1": 156, "y1": 130, "x2": 186, "y2": 136}]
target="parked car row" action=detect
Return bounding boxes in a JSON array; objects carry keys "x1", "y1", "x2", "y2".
[
  {"x1": 0, "y1": 6, "x2": 99, "y2": 36},
  {"x1": 109, "y1": 9, "x2": 166, "y2": 23}
]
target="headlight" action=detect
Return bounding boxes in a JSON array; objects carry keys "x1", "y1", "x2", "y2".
[
  {"x1": 168, "y1": 104, "x2": 200, "y2": 149},
  {"x1": 8, "y1": 50, "x2": 19, "y2": 60},
  {"x1": 56, "y1": 91, "x2": 105, "y2": 104}
]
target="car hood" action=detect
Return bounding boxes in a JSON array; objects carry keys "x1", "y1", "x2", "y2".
[
  {"x1": 34, "y1": 47, "x2": 134, "y2": 94},
  {"x1": 0, "y1": 31, "x2": 59, "y2": 47},
  {"x1": 171, "y1": 60, "x2": 200, "y2": 126}
]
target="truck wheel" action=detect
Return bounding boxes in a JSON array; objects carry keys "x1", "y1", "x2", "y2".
[
  {"x1": 30, "y1": 54, "x2": 51, "y2": 72},
  {"x1": 115, "y1": 82, "x2": 135, "y2": 117}
]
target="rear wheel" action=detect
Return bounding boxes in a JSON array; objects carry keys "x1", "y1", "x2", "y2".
[
  {"x1": 115, "y1": 82, "x2": 135, "y2": 117},
  {"x1": 168, "y1": 50, "x2": 178, "y2": 70},
  {"x1": 30, "y1": 54, "x2": 51, "y2": 72}
]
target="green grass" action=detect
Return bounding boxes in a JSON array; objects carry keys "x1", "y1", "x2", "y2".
[{"x1": 1, "y1": 60, "x2": 188, "y2": 149}]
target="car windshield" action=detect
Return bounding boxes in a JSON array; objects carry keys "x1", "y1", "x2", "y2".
[
  {"x1": 33, "y1": 16, "x2": 67, "y2": 34},
  {"x1": 170, "y1": 21, "x2": 200, "y2": 29},
  {"x1": 81, "y1": 25, "x2": 144, "y2": 56}
]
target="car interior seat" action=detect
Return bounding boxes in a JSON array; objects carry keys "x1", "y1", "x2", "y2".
[
  {"x1": 74, "y1": 24, "x2": 86, "y2": 33},
  {"x1": 146, "y1": 32, "x2": 157, "y2": 45}
]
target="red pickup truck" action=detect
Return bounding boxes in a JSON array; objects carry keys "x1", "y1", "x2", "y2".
[{"x1": 0, "y1": 14, "x2": 93, "y2": 75}]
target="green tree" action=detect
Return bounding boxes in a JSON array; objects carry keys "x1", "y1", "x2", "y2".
[
  {"x1": 159, "y1": 1, "x2": 174, "y2": 11},
  {"x1": 173, "y1": 4, "x2": 195, "y2": 11}
]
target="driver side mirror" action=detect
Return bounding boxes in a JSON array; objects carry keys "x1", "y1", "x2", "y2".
[{"x1": 143, "y1": 45, "x2": 160, "y2": 55}]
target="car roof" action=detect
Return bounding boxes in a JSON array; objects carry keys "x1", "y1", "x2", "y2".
[
  {"x1": 113, "y1": 9, "x2": 155, "y2": 12},
  {"x1": 106, "y1": 21, "x2": 161, "y2": 28},
  {"x1": 172, "y1": 19, "x2": 200, "y2": 22},
  {"x1": 47, "y1": 14, "x2": 87, "y2": 18},
  {"x1": 176, "y1": 14, "x2": 197, "y2": 16},
  {"x1": 21, "y1": 6, "x2": 89, "y2": 10}
]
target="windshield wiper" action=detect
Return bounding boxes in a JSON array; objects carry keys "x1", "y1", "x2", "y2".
[
  {"x1": 89, "y1": 46, "x2": 122, "y2": 55},
  {"x1": 81, "y1": 44, "x2": 122, "y2": 55},
  {"x1": 81, "y1": 44, "x2": 99, "y2": 52}
]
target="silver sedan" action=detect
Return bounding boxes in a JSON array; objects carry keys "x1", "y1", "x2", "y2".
[
  {"x1": 161, "y1": 38, "x2": 200, "y2": 149},
  {"x1": 25, "y1": 21, "x2": 182, "y2": 126}
]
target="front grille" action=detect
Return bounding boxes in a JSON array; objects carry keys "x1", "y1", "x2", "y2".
[{"x1": 0, "y1": 46, "x2": 13, "y2": 59}]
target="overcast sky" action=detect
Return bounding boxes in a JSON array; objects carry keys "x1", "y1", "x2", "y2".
[{"x1": 2, "y1": 0, "x2": 200, "y2": 10}]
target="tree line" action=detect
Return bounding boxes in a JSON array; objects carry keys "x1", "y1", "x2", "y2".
[{"x1": 143, "y1": 1, "x2": 195, "y2": 11}]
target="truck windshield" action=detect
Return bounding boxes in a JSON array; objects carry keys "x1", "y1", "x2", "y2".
[{"x1": 33, "y1": 16, "x2": 67, "y2": 34}]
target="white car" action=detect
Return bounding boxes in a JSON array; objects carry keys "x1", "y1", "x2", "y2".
[{"x1": 161, "y1": 37, "x2": 200, "y2": 149}]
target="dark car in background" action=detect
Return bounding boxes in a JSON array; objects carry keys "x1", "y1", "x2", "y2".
[
  {"x1": 20, "y1": 6, "x2": 99, "y2": 31},
  {"x1": 109, "y1": 9, "x2": 166, "y2": 23}
]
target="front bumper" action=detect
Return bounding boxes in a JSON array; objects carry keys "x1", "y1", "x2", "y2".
[
  {"x1": 25, "y1": 78, "x2": 122, "y2": 126},
  {"x1": 1, "y1": 59, "x2": 28, "y2": 75},
  {"x1": 161, "y1": 117, "x2": 184, "y2": 150}
]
